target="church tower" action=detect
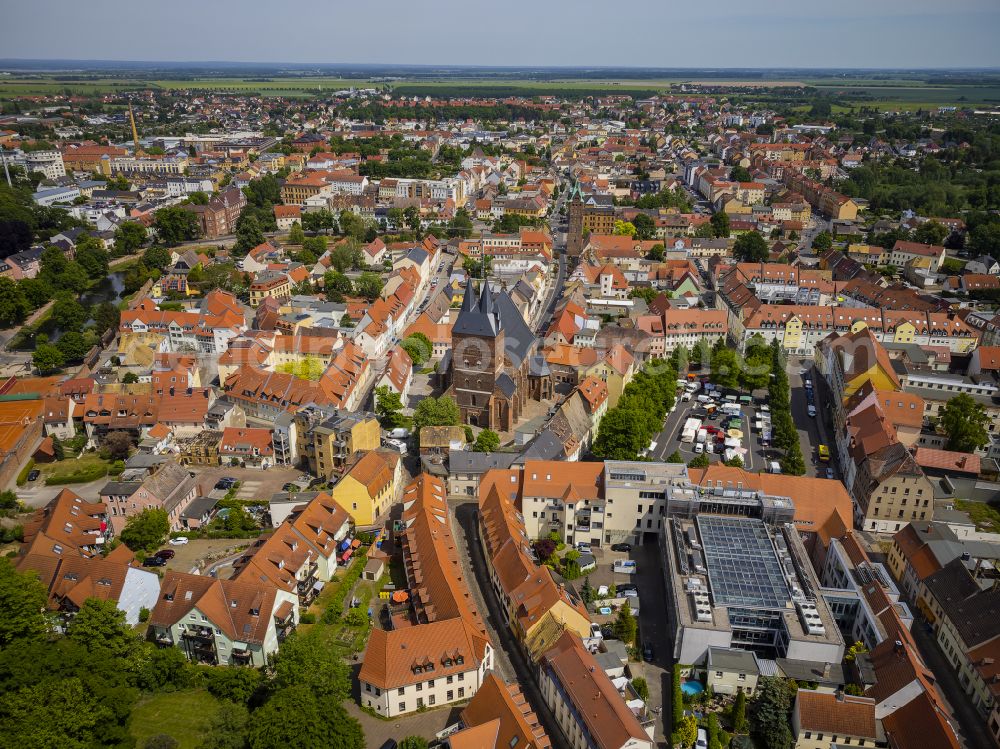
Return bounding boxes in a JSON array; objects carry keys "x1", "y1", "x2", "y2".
[
  {"x1": 451, "y1": 279, "x2": 505, "y2": 428},
  {"x1": 566, "y1": 180, "x2": 585, "y2": 259}
]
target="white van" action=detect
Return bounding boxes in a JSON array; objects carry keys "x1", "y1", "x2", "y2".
[
  {"x1": 696, "y1": 729, "x2": 708, "y2": 749},
  {"x1": 612, "y1": 559, "x2": 637, "y2": 574},
  {"x1": 696, "y1": 394, "x2": 712, "y2": 404},
  {"x1": 694, "y1": 442, "x2": 705, "y2": 454},
  {"x1": 768, "y1": 461, "x2": 782, "y2": 474}
]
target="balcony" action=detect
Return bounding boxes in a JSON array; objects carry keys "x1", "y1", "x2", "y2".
[
  {"x1": 231, "y1": 648, "x2": 253, "y2": 664},
  {"x1": 182, "y1": 626, "x2": 215, "y2": 642},
  {"x1": 153, "y1": 632, "x2": 174, "y2": 647}
]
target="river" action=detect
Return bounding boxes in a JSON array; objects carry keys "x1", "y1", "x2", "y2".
[{"x1": 24, "y1": 271, "x2": 127, "y2": 348}]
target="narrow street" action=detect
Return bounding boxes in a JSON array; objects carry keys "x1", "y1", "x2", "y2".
[{"x1": 453, "y1": 502, "x2": 572, "y2": 749}]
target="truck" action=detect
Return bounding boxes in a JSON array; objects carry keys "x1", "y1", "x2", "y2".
[
  {"x1": 681, "y1": 417, "x2": 702, "y2": 443},
  {"x1": 696, "y1": 428, "x2": 708, "y2": 444}
]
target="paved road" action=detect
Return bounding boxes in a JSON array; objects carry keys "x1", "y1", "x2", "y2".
[
  {"x1": 787, "y1": 357, "x2": 836, "y2": 479},
  {"x1": 453, "y1": 502, "x2": 571, "y2": 749},
  {"x1": 632, "y1": 542, "x2": 672, "y2": 748},
  {"x1": 910, "y1": 614, "x2": 996, "y2": 749}
]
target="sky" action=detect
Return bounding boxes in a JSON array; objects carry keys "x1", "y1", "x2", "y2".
[{"x1": 5, "y1": 0, "x2": 1000, "y2": 69}]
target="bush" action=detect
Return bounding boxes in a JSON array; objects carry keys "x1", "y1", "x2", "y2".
[
  {"x1": 139, "y1": 607, "x2": 150, "y2": 623},
  {"x1": 299, "y1": 612, "x2": 316, "y2": 624},
  {"x1": 322, "y1": 551, "x2": 368, "y2": 623}
]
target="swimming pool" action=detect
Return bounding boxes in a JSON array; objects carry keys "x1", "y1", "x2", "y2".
[{"x1": 681, "y1": 680, "x2": 704, "y2": 697}]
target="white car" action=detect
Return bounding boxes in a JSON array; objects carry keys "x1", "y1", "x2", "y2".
[
  {"x1": 169, "y1": 536, "x2": 189, "y2": 546},
  {"x1": 807, "y1": 404, "x2": 817, "y2": 417}
]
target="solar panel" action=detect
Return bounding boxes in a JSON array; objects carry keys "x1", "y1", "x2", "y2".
[{"x1": 696, "y1": 516, "x2": 790, "y2": 609}]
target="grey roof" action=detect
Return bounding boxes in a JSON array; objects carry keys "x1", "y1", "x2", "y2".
[
  {"x1": 923, "y1": 558, "x2": 1000, "y2": 647},
  {"x1": 100, "y1": 480, "x2": 142, "y2": 497},
  {"x1": 774, "y1": 658, "x2": 846, "y2": 686},
  {"x1": 452, "y1": 279, "x2": 499, "y2": 338},
  {"x1": 448, "y1": 451, "x2": 517, "y2": 475},
  {"x1": 594, "y1": 651, "x2": 626, "y2": 673},
  {"x1": 515, "y1": 429, "x2": 564, "y2": 463},
  {"x1": 529, "y1": 355, "x2": 551, "y2": 377},
  {"x1": 496, "y1": 372, "x2": 517, "y2": 399},
  {"x1": 269, "y1": 490, "x2": 321, "y2": 505},
  {"x1": 450, "y1": 278, "x2": 537, "y2": 368},
  {"x1": 406, "y1": 247, "x2": 429, "y2": 265},
  {"x1": 181, "y1": 496, "x2": 219, "y2": 520},
  {"x1": 707, "y1": 646, "x2": 761, "y2": 674},
  {"x1": 124, "y1": 453, "x2": 168, "y2": 470}
]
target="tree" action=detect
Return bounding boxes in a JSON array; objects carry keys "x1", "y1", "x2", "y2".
[
  {"x1": 733, "y1": 230, "x2": 769, "y2": 262},
  {"x1": 113, "y1": 221, "x2": 147, "y2": 255},
  {"x1": 340, "y1": 210, "x2": 367, "y2": 240},
  {"x1": 196, "y1": 704, "x2": 249, "y2": 749},
  {"x1": 51, "y1": 434, "x2": 65, "y2": 461},
  {"x1": 711, "y1": 348, "x2": 742, "y2": 389},
  {"x1": 0, "y1": 276, "x2": 29, "y2": 326},
  {"x1": 412, "y1": 396, "x2": 461, "y2": 432},
  {"x1": 730, "y1": 165, "x2": 752, "y2": 183},
  {"x1": 845, "y1": 640, "x2": 868, "y2": 662},
  {"x1": 119, "y1": 507, "x2": 169, "y2": 552},
  {"x1": 0, "y1": 557, "x2": 48, "y2": 647},
  {"x1": 632, "y1": 676, "x2": 649, "y2": 702},
  {"x1": 324, "y1": 271, "x2": 353, "y2": 297},
  {"x1": 710, "y1": 211, "x2": 731, "y2": 238},
  {"x1": 56, "y1": 331, "x2": 90, "y2": 363},
  {"x1": 647, "y1": 243, "x2": 665, "y2": 261},
  {"x1": 666, "y1": 450, "x2": 684, "y2": 463},
  {"x1": 51, "y1": 295, "x2": 87, "y2": 332},
  {"x1": 375, "y1": 385, "x2": 405, "y2": 427},
  {"x1": 613, "y1": 220, "x2": 637, "y2": 237},
  {"x1": 914, "y1": 220, "x2": 948, "y2": 245},
  {"x1": 630, "y1": 286, "x2": 657, "y2": 305},
  {"x1": 19, "y1": 277, "x2": 53, "y2": 310},
  {"x1": 104, "y1": 430, "x2": 134, "y2": 460},
  {"x1": 75, "y1": 236, "x2": 109, "y2": 279},
  {"x1": 750, "y1": 676, "x2": 794, "y2": 749},
  {"x1": 247, "y1": 686, "x2": 364, "y2": 749},
  {"x1": 593, "y1": 409, "x2": 649, "y2": 460},
  {"x1": 688, "y1": 453, "x2": 710, "y2": 468},
  {"x1": 613, "y1": 601, "x2": 637, "y2": 645},
  {"x1": 92, "y1": 301, "x2": 120, "y2": 335},
  {"x1": 32, "y1": 343, "x2": 65, "y2": 374},
  {"x1": 68, "y1": 599, "x2": 137, "y2": 660},
  {"x1": 632, "y1": 213, "x2": 656, "y2": 240},
  {"x1": 940, "y1": 393, "x2": 990, "y2": 452},
  {"x1": 675, "y1": 715, "x2": 698, "y2": 748},
  {"x1": 143, "y1": 245, "x2": 172, "y2": 271},
  {"x1": 153, "y1": 205, "x2": 201, "y2": 245},
  {"x1": 812, "y1": 231, "x2": 833, "y2": 252},
  {"x1": 270, "y1": 632, "x2": 351, "y2": 699},
  {"x1": 730, "y1": 689, "x2": 749, "y2": 733},
  {"x1": 403, "y1": 205, "x2": 421, "y2": 233},
  {"x1": 288, "y1": 222, "x2": 306, "y2": 245},
  {"x1": 474, "y1": 429, "x2": 500, "y2": 452},
  {"x1": 302, "y1": 209, "x2": 335, "y2": 234},
  {"x1": 235, "y1": 214, "x2": 265, "y2": 253},
  {"x1": 354, "y1": 272, "x2": 383, "y2": 301}
]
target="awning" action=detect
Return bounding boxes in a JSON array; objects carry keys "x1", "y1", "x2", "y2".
[
  {"x1": 312, "y1": 580, "x2": 325, "y2": 592},
  {"x1": 340, "y1": 549, "x2": 354, "y2": 562},
  {"x1": 233, "y1": 641, "x2": 247, "y2": 649},
  {"x1": 351, "y1": 539, "x2": 361, "y2": 549},
  {"x1": 339, "y1": 539, "x2": 351, "y2": 551}
]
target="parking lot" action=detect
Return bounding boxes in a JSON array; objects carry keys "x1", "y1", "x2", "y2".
[
  {"x1": 651, "y1": 377, "x2": 772, "y2": 471},
  {"x1": 192, "y1": 464, "x2": 304, "y2": 501},
  {"x1": 649, "y1": 361, "x2": 836, "y2": 479}
]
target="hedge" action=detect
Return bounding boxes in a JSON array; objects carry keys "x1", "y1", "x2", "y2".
[
  {"x1": 322, "y1": 549, "x2": 369, "y2": 624},
  {"x1": 45, "y1": 463, "x2": 109, "y2": 485},
  {"x1": 16, "y1": 459, "x2": 35, "y2": 486}
]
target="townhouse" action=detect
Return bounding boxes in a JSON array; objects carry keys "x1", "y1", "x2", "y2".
[
  {"x1": 294, "y1": 406, "x2": 381, "y2": 479},
  {"x1": 218, "y1": 427, "x2": 274, "y2": 467},
  {"x1": 327, "y1": 449, "x2": 402, "y2": 527},
  {"x1": 100, "y1": 460, "x2": 198, "y2": 534},
  {"x1": 231, "y1": 491, "x2": 352, "y2": 608},
  {"x1": 791, "y1": 690, "x2": 881, "y2": 749},
  {"x1": 359, "y1": 475, "x2": 494, "y2": 717},
  {"x1": 445, "y1": 672, "x2": 552, "y2": 749}
]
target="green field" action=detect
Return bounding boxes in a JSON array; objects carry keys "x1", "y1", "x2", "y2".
[
  {"x1": 2, "y1": 72, "x2": 1000, "y2": 108},
  {"x1": 129, "y1": 689, "x2": 222, "y2": 749}
]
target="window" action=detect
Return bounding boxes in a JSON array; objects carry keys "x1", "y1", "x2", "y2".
[
  {"x1": 397, "y1": 688, "x2": 405, "y2": 696},
  {"x1": 447, "y1": 690, "x2": 453, "y2": 701},
  {"x1": 715, "y1": 671, "x2": 723, "y2": 677},
  {"x1": 447, "y1": 675, "x2": 453, "y2": 684},
  {"x1": 416, "y1": 698, "x2": 424, "y2": 708},
  {"x1": 458, "y1": 687, "x2": 465, "y2": 698},
  {"x1": 416, "y1": 683, "x2": 422, "y2": 692},
  {"x1": 429, "y1": 695, "x2": 436, "y2": 706},
  {"x1": 399, "y1": 702, "x2": 406, "y2": 712},
  {"x1": 365, "y1": 684, "x2": 371, "y2": 693}
]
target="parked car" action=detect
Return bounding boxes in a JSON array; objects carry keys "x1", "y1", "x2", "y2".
[
  {"x1": 643, "y1": 643, "x2": 654, "y2": 662},
  {"x1": 215, "y1": 477, "x2": 237, "y2": 490},
  {"x1": 618, "y1": 584, "x2": 639, "y2": 597},
  {"x1": 696, "y1": 728, "x2": 708, "y2": 749},
  {"x1": 378, "y1": 741, "x2": 398, "y2": 749},
  {"x1": 825, "y1": 467, "x2": 835, "y2": 480},
  {"x1": 154, "y1": 549, "x2": 176, "y2": 559},
  {"x1": 610, "y1": 543, "x2": 632, "y2": 552},
  {"x1": 807, "y1": 404, "x2": 817, "y2": 417},
  {"x1": 27, "y1": 469, "x2": 40, "y2": 482},
  {"x1": 142, "y1": 556, "x2": 167, "y2": 567},
  {"x1": 168, "y1": 537, "x2": 189, "y2": 546}
]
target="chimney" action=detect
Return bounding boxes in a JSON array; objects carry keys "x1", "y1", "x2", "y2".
[{"x1": 894, "y1": 639, "x2": 904, "y2": 655}]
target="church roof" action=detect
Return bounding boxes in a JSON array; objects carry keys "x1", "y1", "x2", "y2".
[
  {"x1": 451, "y1": 279, "x2": 536, "y2": 368},
  {"x1": 453, "y1": 279, "x2": 499, "y2": 338}
]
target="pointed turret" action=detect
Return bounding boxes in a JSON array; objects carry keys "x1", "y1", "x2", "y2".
[
  {"x1": 460, "y1": 277, "x2": 477, "y2": 314},
  {"x1": 478, "y1": 278, "x2": 494, "y2": 315}
]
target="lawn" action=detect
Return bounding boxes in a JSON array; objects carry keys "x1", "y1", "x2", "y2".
[
  {"x1": 42, "y1": 451, "x2": 116, "y2": 485},
  {"x1": 129, "y1": 689, "x2": 222, "y2": 749},
  {"x1": 955, "y1": 499, "x2": 1000, "y2": 534}
]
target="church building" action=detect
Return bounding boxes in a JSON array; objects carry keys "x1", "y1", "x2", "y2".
[{"x1": 441, "y1": 279, "x2": 552, "y2": 432}]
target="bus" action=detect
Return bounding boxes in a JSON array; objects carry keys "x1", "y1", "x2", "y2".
[{"x1": 818, "y1": 444, "x2": 830, "y2": 462}]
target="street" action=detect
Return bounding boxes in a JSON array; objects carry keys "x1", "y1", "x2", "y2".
[
  {"x1": 453, "y1": 502, "x2": 572, "y2": 749},
  {"x1": 632, "y1": 542, "x2": 673, "y2": 748}
]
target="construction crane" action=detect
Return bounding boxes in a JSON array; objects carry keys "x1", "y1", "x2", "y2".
[{"x1": 127, "y1": 103, "x2": 143, "y2": 156}]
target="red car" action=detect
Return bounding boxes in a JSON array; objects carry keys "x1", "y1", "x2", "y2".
[{"x1": 154, "y1": 549, "x2": 176, "y2": 560}]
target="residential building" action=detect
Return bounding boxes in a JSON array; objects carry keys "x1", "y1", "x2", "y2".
[
  {"x1": 791, "y1": 690, "x2": 880, "y2": 749},
  {"x1": 148, "y1": 571, "x2": 297, "y2": 666},
  {"x1": 328, "y1": 449, "x2": 402, "y2": 527},
  {"x1": 446, "y1": 672, "x2": 552, "y2": 749},
  {"x1": 359, "y1": 475, "x2": 494, "y2": 717}
]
